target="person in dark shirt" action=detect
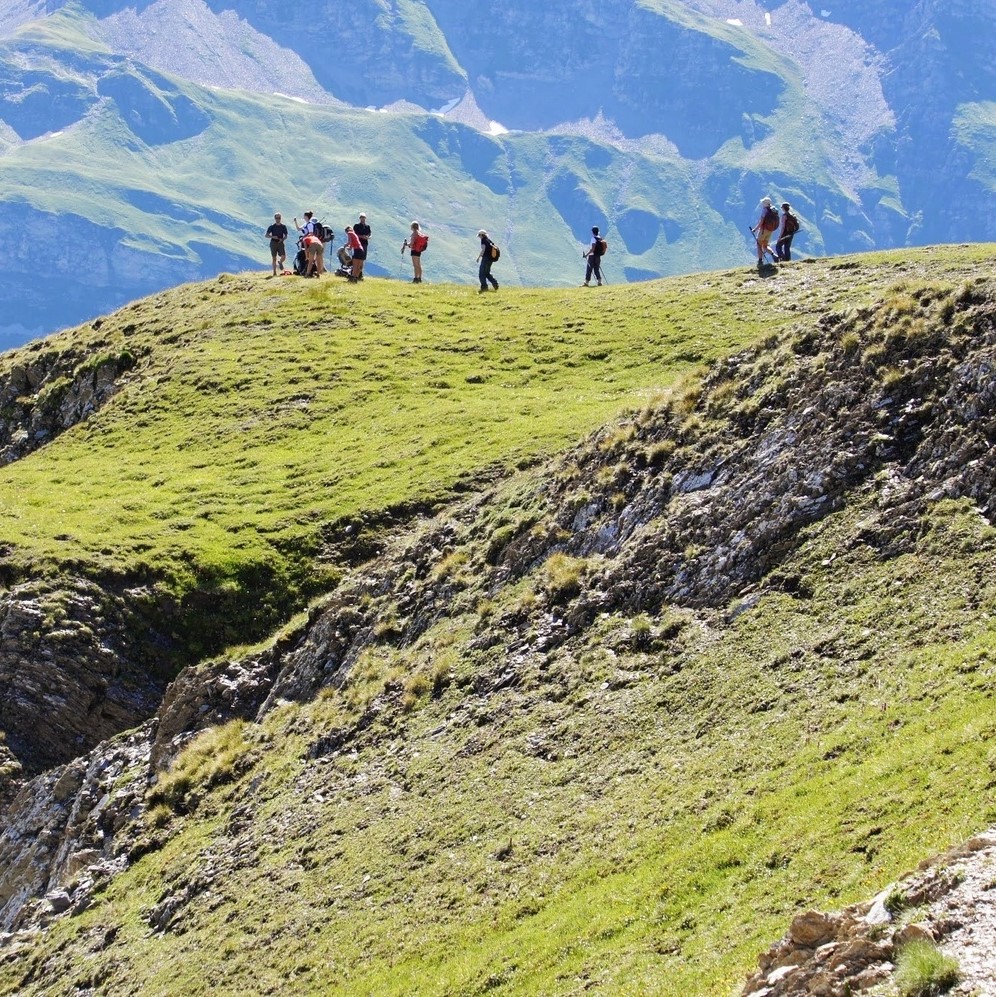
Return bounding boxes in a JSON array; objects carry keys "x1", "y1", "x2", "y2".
[
  {"x1": 583, "y1": 225, "x2": 604, "y2": 286},
  {"x1": 352, "y1": 212, "x2": 371, "y2": 280},
  {"x1": 265, "y1": 212, "x2": 288, "y2": 275},
  {"x1": 476, "y1": 229, "x2": 499, "y2": 292}
]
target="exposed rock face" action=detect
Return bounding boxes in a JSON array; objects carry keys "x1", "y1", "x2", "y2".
[
  {"x1": 0, "y1": 581, "x2": 167, "y2": 778},
  {"x1": 0, "y1": 340, "x2": 137, "y2": 466}
]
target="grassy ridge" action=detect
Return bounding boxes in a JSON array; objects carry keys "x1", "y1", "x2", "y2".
[
  {"x1": 1, "y1": 246, "x2": 995, "y2": 996},
  {"x1": 0, "y1": 265, "x2": 772, "y2": 648}
]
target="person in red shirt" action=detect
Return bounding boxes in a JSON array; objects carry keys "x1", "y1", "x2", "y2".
[{"x1": 345, "y1": 226, "x2": 364, "y2": 282}]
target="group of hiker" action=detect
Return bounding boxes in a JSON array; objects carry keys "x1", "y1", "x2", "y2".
[
  {"x1": 264, "y1": 210, "x2": 371, "y2": 281},
  {"x1": 264, "y1": 195, "x2": 801, "y2": 287},
  {"x1": 750, "y1": 197, "x2": 801, "y2": 268}
]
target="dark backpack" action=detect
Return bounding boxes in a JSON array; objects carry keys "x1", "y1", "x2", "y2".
[
  {"x1": 596, "y1": 238, "x2": 608, "y2": 256},
  {"x1": 783, "y1": 212, "x2": 800, "y2": 236},
  {"x1": 762, "y1": 206, "x2": 779, "y2": 232},
  {"x1": 490, "y1": 244, "x2": 501, "y2": 261},
  {"x1": 312, "y1": 221, "x2": 333, "y2": 243}
]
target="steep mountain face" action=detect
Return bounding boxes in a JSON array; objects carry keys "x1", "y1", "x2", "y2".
[
  {"x1": 0, "y1": 0, "x2": 991, "y2": 346},
  {"x1": 0, "y1": 258, "x2": 994, "y2": 992}
]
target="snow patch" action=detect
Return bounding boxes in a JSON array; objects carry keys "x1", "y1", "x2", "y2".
[
  {"x1": 488, "y1": 121, "x2": 508, "y2": 136},
  {"x1": 726, "y1": 18, "x2": 743, "y2": 26},
  {"x1": 765, "y1": 13, "x2": 771, "y2": 26},
  {"x1": 273, "y1": 93, "x2": 309, "y2": 104}
]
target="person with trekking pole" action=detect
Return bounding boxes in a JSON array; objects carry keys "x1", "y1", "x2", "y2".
[
  {"x1": 402, "y1": 221, "x2": 428, "y2": 283},
  {"x1": 750, "y1": 197, "x2": 779, "y2": 269},
  {"x1": 583, "y1": 226, "x2": 606, "y2": 286}
]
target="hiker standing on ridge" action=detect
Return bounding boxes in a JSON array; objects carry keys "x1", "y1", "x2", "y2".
[
  {"x1": 476, "y1": 229, "x2": 499, "y2": 293},
  {"x1": 295, "y1": 211, "x2": 317, "y2": 238},
  {"x1": 775, "y1": 202, "x2": 800, "y2": 262},
  {"x1": 345, "y1": 226, "x2": 364, "y2": 282},
  {"x1": 352, "y1": 212, "x2": 371, "y2": 280},
  {"x1": 751, "y1": 197, "x2": 779, "y2": 268},
  {"x1": 583, "y1": 226, "x2": 604, "y2": 286},
  {"x1": 265, "y1": 212, "x2": 288, "y2": 276},
  {"x1": 403, "y1": 221, "x2": 427, "y2": 283}
]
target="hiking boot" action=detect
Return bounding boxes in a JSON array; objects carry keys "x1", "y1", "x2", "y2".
[
  {"x1": 583, "y1": 281, "x2": 590, "y2": 286},
  {"x1": 596, "y1": 281, "x2": 602, "y2": 286}
]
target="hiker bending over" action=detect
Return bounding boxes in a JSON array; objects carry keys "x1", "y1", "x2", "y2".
[
  {"x1": 302, "y1": 232, "x2": 325, "y2": 276},
  {"x1": 265, "y1": 212, "x2": 288, "y2": 276},
  {"x1": 583, "y1": 226, "x2": 604, "y2": 286},
  {"x1": 403, "y1": 221, "x2": 428, "y2": 283},
  {"x1": 752, "y1": 197, "x2": 779, "y2": 268},
  {"x1": 352, "y1": 212, "x2": 371, "y2": 280},
  {"x1": 476, "y1": 229, "x2": 499, "y2": 293},
  {"x1": 775, "y1": 203, "x2": 800, "y2": 262}
]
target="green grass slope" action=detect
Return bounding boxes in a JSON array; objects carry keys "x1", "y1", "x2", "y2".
[
  {"x1": 1, "y1": 245, "x2": 995, "y2": 996},
  {"x1": 0, "y1": 256, "x2": 841, "y2": 662}
]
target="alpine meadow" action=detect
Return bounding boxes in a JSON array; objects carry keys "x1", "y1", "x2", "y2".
[{"x1": 2, "y1": 1, "x2": 996, "y2": 996}]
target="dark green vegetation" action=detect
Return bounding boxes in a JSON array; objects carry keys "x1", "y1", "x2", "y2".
[{"x1": 2, "y1": 245, "x2": 996, "y2": 995}]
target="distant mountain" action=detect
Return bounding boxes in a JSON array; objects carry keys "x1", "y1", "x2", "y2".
[{"x1": 0, "y1": 0, "x2": 992, "y2": 345}]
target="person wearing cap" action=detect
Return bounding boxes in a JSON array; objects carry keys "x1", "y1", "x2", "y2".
[
  {"x1": 476, "y1": 229, "x2": 499, "y2": 293},
  {"x1": 265, "y1": 212, "x2": 288, "y2": 276},
  {"x1": 583, "y1": 225, "x2": 604, "y2": 286},
  {"x1": 774, "y1": 202, "x2": 799, "y2": 261},
  {"x1": 751, "y1": 196, "x2": 778, "y2": 267},
  {"x1": 352, "y1": 212, "x2": 371, "y2": 280}
]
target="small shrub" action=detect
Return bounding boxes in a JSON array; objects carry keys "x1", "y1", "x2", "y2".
[
  {"x1": 883, "y1": 886, "x2": 907, "y2": 916},
  {"x1": 895, "y1": 939, "x2": 960, "y2": 997},
  {"x1": 149, "y1": 720, "x2": 252, "y2": 813},
  {"x1": 539, "y1": 553, "x2": 587, "y2": 604},
  {"x1": 840, "y1": 331, "x2": 861, "y2": 355}
]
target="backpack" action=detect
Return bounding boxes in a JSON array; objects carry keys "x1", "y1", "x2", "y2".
[
  {"x1": 490, "y1": 244, "x2": 501, "y2": 261},
  {"x1": 312, "y1": 220, "x2": 333, "y2": 243},
  {"x1": 761, "y1": 206, "x2": 779, "y2": 232},
  {"x1": 596, "y1": 238, "x2": 608, "y2": 256},
  {"x1": 783, "y1": 212, "x2": 800, "y2": 236},
  {"x1": 411, "y1": 233, "x2": 429, "y2": 252}
]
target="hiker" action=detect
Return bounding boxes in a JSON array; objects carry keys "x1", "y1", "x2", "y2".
[
  {"x1": 403, "y1": 221, "x2": 427, "y2": 283},
  {"x1": 751, "y1": 197, "x2": 779, "y2": 267},
  {"x1": 476, "y1": 229, "x2": 499, "y2": 292},
  {"x1": 295, "y1": 211, "x2": 317, "y2": 238},
  {"x1": 775, "y1": 203, "x2": 799, "y2": 262},
  {"x1": 345, "y1": 226, "x2": 364, "y2": 282},
  {"x1": 352, "y1": 212, "x2": 371, "y2": 280},
  {"x1": 583, "y1": 226, "x2": 604, "y2": 286},
  {"x1": 265, "y1": 212, "x2": 288, "y2": 276},
  {"x1": 302, "y1": 231, "x2": 325, "y2": 276}
]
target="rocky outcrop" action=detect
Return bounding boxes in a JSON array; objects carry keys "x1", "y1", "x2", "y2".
[
  {"x1": 0, "y1": 581, "x2": 166, "y2": 778},
  {"x1": 743, "y1": 830, "x2": 996, "y2": 995},
  {"x1": 0, "y1": 336, "x2": 138, "y2": 466}
]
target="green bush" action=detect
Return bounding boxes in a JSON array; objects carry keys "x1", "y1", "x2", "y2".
[{"x1": 895, "y1": 939, "x2": 960, "y2": 997}]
